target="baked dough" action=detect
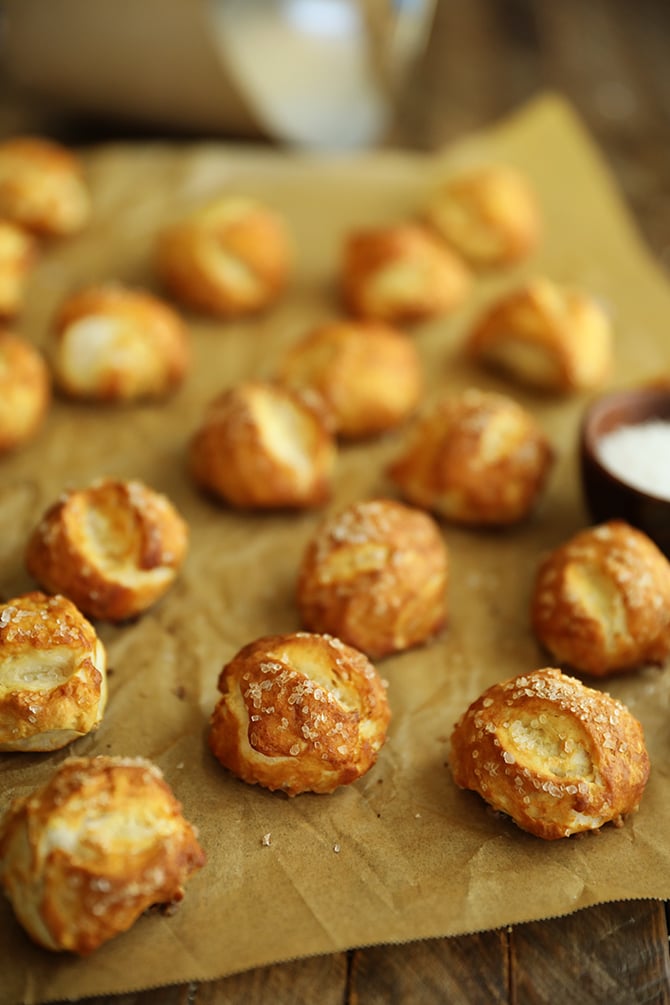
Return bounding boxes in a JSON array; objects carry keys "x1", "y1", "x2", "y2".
[
  {"x1": 531, "y1": 520, "x2": 670, "y2": 675},
  {"x1": 25, "y1": 478, "x2": 188, "y2": 622},
  {"x1": 424, "y1": 164, "x2": 541, "y2": 267},
  {"x1": 209, "y1": 631, "x2": 390, "y2": 795},
  {"x1": 387, "y1": 387, "x2": 554, "y2": 526},
  {"x1": 0, "y1": 329, "x2": 50, "y2": 454},
  {"x1": 0, "y1": 137, "x2": 90, "y2": 237},
  {"x1": 276, "y1": 318, "x2": 423, "y2": 439},
  {"x1": 156, "y1": 195, "x2": 291, "y2": 317},
  {"x1": 466, "y1": 277, "x2": 612, "y2": 393},
  {"x1": 449, "y1": 666, "x2": 650, "y2": 840},
  {"x1": 189, "y1": 380, "x2": 336, "y2": 509},
  {"x1": 297, "y1": 498, "x2": 448, "y2": 658},
  {"x1": 341, "y1": 222, "x2": 471, "y2": 324},
  {"x1": 0, "y1": 591, "x2": 107, "y2": 752},
  {"x1": 0, "y1": 755, "x2": 206, "y2": 954},
  {"x1": 50, "y1": 284, "x2": 190, "y2": 401},
  {"x1": 0, "y1": 219, "x2": 36, "y2": 318}
]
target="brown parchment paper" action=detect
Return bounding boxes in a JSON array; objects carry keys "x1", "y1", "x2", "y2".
[{"x1": 2, "y1": 94, "x2": 670, "y2": 1005}]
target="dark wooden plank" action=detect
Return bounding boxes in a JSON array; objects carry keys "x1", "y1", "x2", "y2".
[
  {"x1": 349, "y1": 931, "x2": 509, "y2": 1005},
  {"x1": 511, "y1": 901, "x2": 670, "y2": 1005}
]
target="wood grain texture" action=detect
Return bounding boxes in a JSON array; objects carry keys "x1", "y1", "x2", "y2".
[{"x1": 3, "y1": 1, "x2": 670, "y2": 1002}]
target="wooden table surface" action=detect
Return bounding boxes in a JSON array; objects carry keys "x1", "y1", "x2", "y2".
[{"x1": 2, "y1": 1, "x2": 670, "y2": 1002}]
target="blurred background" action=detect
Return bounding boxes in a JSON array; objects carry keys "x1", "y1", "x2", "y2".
[{"x1": 0, "y1": 0, "x2": 668, "y2": 262}]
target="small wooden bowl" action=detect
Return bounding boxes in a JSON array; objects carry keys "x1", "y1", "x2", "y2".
[{"x1": 580, "y1": 386, "x2": 670, "y2": 556}]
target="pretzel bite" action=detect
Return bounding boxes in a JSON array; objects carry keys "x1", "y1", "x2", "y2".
[
  {"x1": 531, "y1": 520, "x2": 670, "y2": 676},
  {"x1": 0, "y1": 329, "x2": 50, "y2": 454},
  {"x1": 49, "y1": 284, "x2": 189, "y2": 402},
  {"x1": 0, "y1": 592, "x2": 106, "y2": 752},
  {"x1": 209, "y1": 632, "x2": 390, "y2": 795},
  {"x1": 276, "y1": 319, "x2": 423, "y2": 439},
  {"x1": 156, "y1": 195, "x2": 291, "y2": 317},
  {"x1": 0, "y1": 755, "x2": 206, "y2": 954},
  {"x1": 467, "y1": 278, "x2": 612, "y2": 393},
  {"x1": 387, "y1": 387, "x2": 554, "y2": 526},
  {"x1": 189, "y1": 380, "x2": 336, "y2": 509},
  {"x1": 449, "y1": 667, "x2": 650, "y2": 840},
  {"x1": 424, "y1": 165, "x2": 541, "y2": 267},
  {"x1": 341, "y1": 223, "x2": 471, "y2": 324},
  {"x1": 297, "y1": 498, "x2": 448, "y2": 659},
  {"x1": 25, "y1": 479, "x2": 188, "y2": 622},
  {"x1": 0, "y1": 219, "x2": 37, "y2": 318},
  {"x1": 0, "y1": 137, "x2": 90, "y2": 237}
]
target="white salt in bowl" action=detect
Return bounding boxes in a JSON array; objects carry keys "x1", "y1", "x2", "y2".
[{"x1": 579, "y1": 385, "x2": 670, "y2": 556}]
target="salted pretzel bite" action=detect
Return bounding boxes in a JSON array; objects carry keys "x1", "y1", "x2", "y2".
[
  {"x1": 0, "y1": 591, "x2": 107, "y2": 752},
  {"x1": 0, "y1": 219, "x2": 36, "y2": 318},
  {"x1": 449, "y1": 667, "x2": 650, "y2": 840},
  {"x1": 424, "y1": 164, "x2": 540, "y2": 267},
  {"x1": 466, "y1": 278, "x2": 612, "y2": 393},
  {"x1": 0, "y1": 755, "x2": 205, "y2": 954},
  {"x1": 297, "y1": 498, "x2": 448, "y2": 659},
  {"x1": 531, "y1": 520, "x2": 670, "y2": 676},
  {"x1": 0, "y1": 329, "x2": 50, "y2": 454},
  {"x1": 276, "y1": 318, "x2": 423, "y2": 439},
  {"x1": 156, "y1": 195, "x2": 291, "y2": 317},
  {"x1": 342, "y1": 222, "x2": 471, "y2": 325},
  {"x1": 0, "y1": 136, "x2": 90, "y2": 237},
  {"x1": 25, "y1": 479, "x2": 188, "y2": 622},
  {"x1": 189, "y1": 380, "x2": 336, "y2": 509},
  {"x1": 209, "y1": 632, "x2": 390, "y2": 795},
  {"x1": 387, "y1": 387, "x2": 554, "y2": 526},
  {"x1": 49, "y1": 284, "x2": 189, "y2": 401}
]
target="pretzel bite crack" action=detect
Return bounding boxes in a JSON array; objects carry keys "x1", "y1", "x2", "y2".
[{"x1": 209, "y1": 632, "x2": 390, "y2": 795}]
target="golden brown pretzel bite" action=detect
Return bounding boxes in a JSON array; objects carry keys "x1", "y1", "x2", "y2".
[
  {"x1": 466, "y1": 278, "x2": 612, "y2": 393},
  {"x1": 341, "y1": 222, "x2": 471, "y2": 324},
  {"x1": 0, "y1": 755, "x2": 206, "y2": 954},
  {"x1": 50, "y1": 284, "x2": 190, "y2": 401},
  {"x1": 0, "y1": 329, "x2": 50, "y2": 454},
  {"x1": 388, "y1": 387, "x2": 554, "y2": 526},
  {"x1": 156, "y1": 195, "x2": 291, "y2": 317},
  {"x1": 449, "y1": 667, "x2": 650, "y2": 840},
  {"x1": 209, "y1": 632, "x2": 390, "y2": 795},
  {"x1": 0, "y1": 219, "x2": 36, "y2": 318},
  {"x1": 25, "y1": 479, "x2": 188, "y2": 622},
  {"x1": 297, "y1": 498, "x2": 448, "y2": 659},
  {"x1": 0, "y1": 591, "x2": 107, "y2": 752},
  {"x1": 531, "y1": 520, "x2": 670, "y2": 675},
  {"x1": 0, "y1": 136, "x2": 90, "y2": 237},
  {"x1": 189, "y1": 380, "x2": 336, "y2": 509},
  {"x1": 424, "y1": 164, "x2": 541, "y2": 267}
]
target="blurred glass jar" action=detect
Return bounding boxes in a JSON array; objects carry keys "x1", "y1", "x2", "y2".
[{"x1": 3, "y1": 0, "x2": 435, "y2": 149}]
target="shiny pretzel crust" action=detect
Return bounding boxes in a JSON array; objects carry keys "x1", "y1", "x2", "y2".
[
  {"x1": 209, "y1": 632, "x2": 390, "y2": 796},
  {"x1": 0, "y1": 137, "x2": 90, "y2": 237},
  {"x1": 0, "y1": 756, "x2": 205, "y2": 954},
  {"x1": 0, "y1": 219, "x2": 37, "y2": 318},
  {"x1": 531, "y1": 520, "x2": 670, "y2": 675},
  {"x1": 388, "y1": 387, "x2": 554, "y2": 526},
  {"x1": 297, "y1": 498, "x2": 448, "y2": 659},
  {"x1": 0, "y1": 592, "x2": 107, "y2": 752},
  {"x1": 25, "y1": 479, "x2": 188, "y2": 622},
  {"x1": 0, "y1": 329, "x2": 50, "y2": 454},
  {"x1": 449, "y1": 667, "x2": 650, "y2": 840}
]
